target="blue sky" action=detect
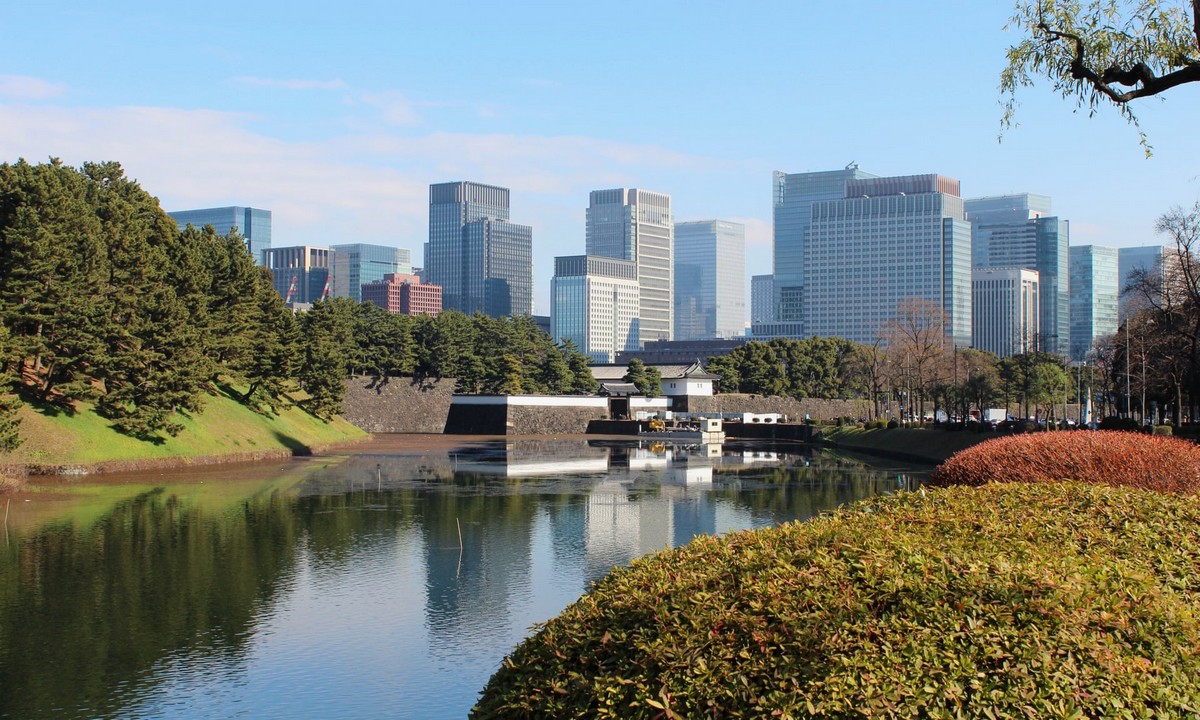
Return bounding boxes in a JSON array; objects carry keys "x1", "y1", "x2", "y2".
[{"x1": 3, "y1": 1, "x2": 1198, "y2": 315}]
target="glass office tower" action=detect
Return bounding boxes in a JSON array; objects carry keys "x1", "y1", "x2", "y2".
[
  {"x1": 772, "y1": 165, "x2": 877, "y2": 331},
  {"x1": 551, "y1": 255, "x2": 640, "y2": 363},
  {"x1": 168, "y1": 206, "x2": 272, "y2": 264},
  {"x1": 673, "y1": 220, "x2": 745, "y2": 340},
  {"x1": 1069, "y1": 245, "x2": 1119, "y2": 361},
  {"x1": 803, "y1": 173, "x2": 973, "y2": 346},
  {"x1": 330, "y1": 244, "x2": 413, "y2": 302},
  {"x1": 586, "y1": 189, "x2": 673, "y2": 346},
  {"x1": 966, "y1": 194, "x2": 1070, "y2": 355},
  {"x1": 426, "y1": 181, "x2": 533, "y2": 317}
]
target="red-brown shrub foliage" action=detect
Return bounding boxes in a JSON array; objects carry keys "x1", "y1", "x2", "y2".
[{"x1": 930, "y1": 430, "x2": 1200, "y2": 493}]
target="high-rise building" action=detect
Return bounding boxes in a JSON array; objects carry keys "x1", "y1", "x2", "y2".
[
  {"x1": 772, "y1": 165, "x2": 878, "y2": 330},
  {"x1": 1118, "y1": 244, "x2": 1168, "y2": 319},
  {"x1": 1069, "y1": 245, "x2": 1120, "y2": 360},
  {"x1": 972, "y1": 268, "x2": 1040, "y2": 358},
  {"x1": 330, "y1": 244, "x2": 412, "y2": 302},
  {"x1": 673, "y1": 220, "x2": 745, "y2": 340},
  {"x1": 168, "y1": 206, "x2": 272, "y2": 264},
  {"x1": 802, "y1": 173, "x2": 973, "y2": 346},
  {"x1": 751, "y1": 274, "x2": 775, "y2": 325},
  {"x1": 361, "y1": 273, "x2": 442, "y2": 316},
  {"x1": 551, "y1": 255, "x2": 640, "y2": 364},
  {"x1": 966, "y1": 194, "x2": 1070, "y2": 355},
  {"x1": 261, "y1": 246, "x2": 330, "y2": 305},
  {"x1": 586, "y1": 189, "x2": 673, "y2": 345},
  {"x1": 426, "y1": 181, "x2": 533, "y2": 318}
]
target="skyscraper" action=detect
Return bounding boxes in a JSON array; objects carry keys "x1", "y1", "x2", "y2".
[
  {"x1": 586, "y1": 189, "x2": 673, "y2": 345},
  {"x1": 330, "y1": 244, "x2": 412, "y2": 302},
  {"x1": 261, "y1": 245, "x2": 330, "y2": 305},
  {"x1": 426, "y1": 182, "x2": 533, "y2": 318},
  {"x1": 750, "y1": 274, "x2": 775, "y2": 325},
  {"x1": 772, "y1": 165, "x2": 877, "y2": 331},
  {"x1": 551, "y1": 255, "x2": 640, "y2": 363},
  {"x1": 1069, "y1": 245, "x2": 1119, "y2": 360},
  {"x1": 1118, "y1": 244, "x2": 1168, "y2": 319},
  {"x1": 168, "y1": 206, "x2": 272, "y2": 264},
  {"x1": 673, "y1": 220, "x2": 745, "y2": 340},
  {"x1": 965, "y1": 194, "x2": 1070, "y2": 355},
  {"x1": 973, "y1": 268, "x2": 1040, "y2": 358},
  {"x1": 802, "y1": 173, "x2": 973, "y2": 346}
]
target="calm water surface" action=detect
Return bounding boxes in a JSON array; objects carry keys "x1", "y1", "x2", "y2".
[{"x1": 0, "y1": 435, "x2": 926, "y2": 719}]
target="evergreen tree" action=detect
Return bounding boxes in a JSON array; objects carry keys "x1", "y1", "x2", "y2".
[
  {"x1": 0, "y1": 323, "x2": 23, "y2": 452},
  {"x1": 296, "y1": 300, "x2": 353, "y2": 420},
  {"x1": 0, "y1": 159, "x2": 108, "y2": 406},
  {"x1": 561, "y1": 341, "x2": 599, "y2": 394}
]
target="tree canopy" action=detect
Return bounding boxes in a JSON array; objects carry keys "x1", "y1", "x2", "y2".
[{"x1": 1002, "y1": 1, "x2": 1200, "y2": 151}]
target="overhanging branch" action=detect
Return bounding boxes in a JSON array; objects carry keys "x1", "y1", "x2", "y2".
[{"x1": 1037, "y1": 19, "x2": 1200, "y2": 103}]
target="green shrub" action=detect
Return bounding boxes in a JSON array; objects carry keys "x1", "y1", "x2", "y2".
[
  {"x1": 886, "y1": 419, "x2": 898, "y2": 429},
  {"x1": 929, "y1": 430, "x2": 1200, "y2": 493},
  {"x1": 472, "y1": 483, "x2": 1200, "y2": 719},
  {"x1": 1154, "y1": 424, "x2": 1174, "y2": 436}
]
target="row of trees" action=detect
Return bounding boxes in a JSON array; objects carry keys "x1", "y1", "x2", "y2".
[{"x1": 700, "y1": 320, "x2": 1082, "y2": 425}]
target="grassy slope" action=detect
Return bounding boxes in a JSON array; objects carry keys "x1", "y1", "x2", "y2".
[
  {"x1": 818, "y1": 426, "x2": 996, "y2": 464},
  {"x1": 4, "y1": 390, "x2": 366, "y2": 469}
]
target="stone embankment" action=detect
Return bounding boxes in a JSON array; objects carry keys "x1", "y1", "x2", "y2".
[
  {"x1": 686, "y1": 394, "x2": 870, "y2": 421},
  {"x1": 341, "y1": 375, "x2": 457, "y2": 433}
]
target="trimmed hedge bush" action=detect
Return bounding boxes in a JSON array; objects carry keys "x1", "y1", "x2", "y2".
[
  {"x1": 929, "y1": 430, "x2": 1200, "y2": 493},
  {"x1": 472, "y1": 483, "x2": 1200, "y2": 718}
]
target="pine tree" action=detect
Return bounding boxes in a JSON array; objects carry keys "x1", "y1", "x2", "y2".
[{"x1": 0, "y1": 323, "x2": 23, "y2": 453}]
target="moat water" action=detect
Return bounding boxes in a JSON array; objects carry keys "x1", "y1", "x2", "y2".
[{"x1": 0, "y1": 435, "x2": 927, "y2": 719}]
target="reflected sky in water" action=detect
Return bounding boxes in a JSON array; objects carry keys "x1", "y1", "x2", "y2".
[{"x1": 0, "y1": 437, "x2": 925, "y2": 719}]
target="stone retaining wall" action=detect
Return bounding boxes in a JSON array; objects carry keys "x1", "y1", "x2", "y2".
[
  {"x1": 341, "y1": 375, "x2": 456, "y2": 433},
  {"x1": 685, "y1": 394, "x2": 871, "y2": 421}
]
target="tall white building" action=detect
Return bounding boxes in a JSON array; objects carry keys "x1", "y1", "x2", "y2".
[
  {"x1": 586, "y1": 189, "x2": 673, "y2": 346},
  {"x1": 551, "y1": 255, "x2": 640, "y2": 364},
  {"x1": 673, "y1": 220, "x2": 745, "y2": 340},
  {"x1": 803, "y1": 173, "x2": 973, "y2": 346},
  {"x1": 973, "y1": 268, "x2": 1040, "y2": 358}
]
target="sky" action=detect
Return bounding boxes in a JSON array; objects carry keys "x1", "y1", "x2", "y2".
[{"x1": 2, "y1": 2, "x2": 1198, "y2": 316}]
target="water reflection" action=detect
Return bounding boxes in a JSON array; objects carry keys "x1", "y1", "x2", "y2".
[{"x1": 0, "y1": 437, "x2": 925, "y2": 720}]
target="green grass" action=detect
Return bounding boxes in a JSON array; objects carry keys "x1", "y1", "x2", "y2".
[
  {"x1": 818, "y1": 425, "x2": 994, "y2": 464},
  {"x1": 4, "y1": 389, "x2": 366, "y2": 469}
]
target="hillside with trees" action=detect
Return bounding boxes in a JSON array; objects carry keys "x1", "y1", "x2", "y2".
[{"x1": 0, "y1": 159, "x2": 595, "y2": 454}]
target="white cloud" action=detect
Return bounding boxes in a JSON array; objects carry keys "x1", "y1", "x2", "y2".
[
  {"x1": 233, "y1": 76, "x2": 348, "y2": 90},
  {"x1": 357, "y1": 91, "x2": 424, "y2": 127},
  {"x1": 0, "y1": 75, "x2": 66, "y2": 100}
]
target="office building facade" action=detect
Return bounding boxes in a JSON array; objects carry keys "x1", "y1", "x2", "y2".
[
  {"x1": 1118, "y1": 244, "x2": 1168, "y2": 319},
  {"x1": 551, "y1": 255, "x2": 640, "y2": 364},
  {"x1": 966, "y1": 194, "x2": 1069, "y2": 355},
  {"x1": 261, "y1": 246, "x2": 330, "y2": 305},
  {"x1": 673, "y1": 220, "x2": 745, "y2": 340},
  {"x1": 803, "y1": 173, "x2": 973, "y2": 346},
  {"x1": 1069, "y1": 245, "x2": 1119, "y2": 360},
  {"x1": 751, "y1": 274, "x2": 775, "y2": 325},
  {"x1": 426, "y1": 181, "x2": 533, "y2": 318},
  {"x1": 586, "y1": 189, "x2": 673, "y2": 345},
  {"x1": 168, "y1": 206, "x2": 272, "y2": 264},
  {"x1": 361, "y1": 273, "x2": 442, "y2": 316},
  {"x1": 972, "y1": 268, "x2": 1040, "y2": 358},
  {"x1": 772, "y1": 165, "x2": 878, "y2": 329},
  {"x1": 330, "y1": 244, "x2": 412, "y2": 302}
]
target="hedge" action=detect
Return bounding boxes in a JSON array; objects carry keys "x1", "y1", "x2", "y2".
[
  {"x1": 928, "y1": 430, "x2": 1200, "y2": 493},
  {"x1": 471, "y1": 483, "x2": 1200, "y2": 718}
]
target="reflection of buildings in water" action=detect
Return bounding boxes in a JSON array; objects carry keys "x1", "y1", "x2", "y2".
[{"x1": 449, "y1": 440, "x2": 611, "y2": 477}]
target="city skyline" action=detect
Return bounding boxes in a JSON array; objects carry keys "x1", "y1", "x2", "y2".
[{"x1": 2, "y1": 3, "x2": 1197, "y2": 316}]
